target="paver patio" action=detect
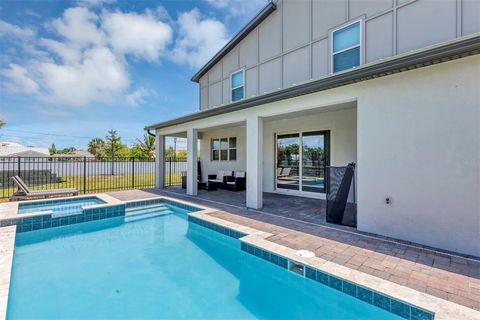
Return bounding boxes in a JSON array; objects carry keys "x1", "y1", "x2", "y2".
[{"x1": 108, "y1": 188, "x2": 480, "y2": 311}]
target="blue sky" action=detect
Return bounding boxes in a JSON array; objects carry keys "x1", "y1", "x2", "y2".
[{"x1": 0, "y1": 0, "x2": 266, "y2": 149}]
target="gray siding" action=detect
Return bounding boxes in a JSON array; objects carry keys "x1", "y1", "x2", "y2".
[{"x1": 199, "y1": 0, "x2": 480, "y2": 110}]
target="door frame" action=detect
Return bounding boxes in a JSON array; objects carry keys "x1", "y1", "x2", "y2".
[{"x1": 274, "y1": 129, "x2": 331, "y2": 199}]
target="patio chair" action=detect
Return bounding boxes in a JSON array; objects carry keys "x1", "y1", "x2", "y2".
[
  {"x1": 207, "y1": 170, "x2": 232, "y2": 188},
  {"x1": 10, "y1": 175, "x2": 78, "y2": 201},
  {"x1": 225, "y1": 171, "x2": 246, "y2": 191},
  {"x1": 278, "y1": 167, "x2": 292, "y2": 178}
]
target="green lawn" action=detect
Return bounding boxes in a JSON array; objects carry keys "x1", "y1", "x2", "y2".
[
  {"x1": 1, "y1": 173, "x2": 154, "y2": 200},
  {"x1": 0, "y1": 172, "x2": 187, "y2": 201}
]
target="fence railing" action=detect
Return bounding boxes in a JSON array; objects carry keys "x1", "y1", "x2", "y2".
[
  {"x1": 0, "y1": 156, "x2": 156, "y2": 199},
  {"x1": 164, "y1": 157, "x2": 187, "y2": 187}
]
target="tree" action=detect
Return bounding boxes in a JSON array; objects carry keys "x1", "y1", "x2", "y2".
[
  {"x1": 165, "y1": 146, "x2": 175, "y2": 158},
  {"x1": 0, "y1": 119, "x2": 5, "y2": 129},
  {"x1": 132, "y1": 133, "x2": 155, "y2": 159},
  {"x1": 104, "y1": 129, "x2": 124, "y2": 158},
  {"x1": 88, "y1": 138, "x2": 105, "y2": 159},
  {"x1": 49, "y1": 144, "x2": 57, "y2": 155}
]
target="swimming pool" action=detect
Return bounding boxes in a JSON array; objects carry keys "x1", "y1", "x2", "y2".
[
  {"x1": 7, "y1": 201, "x2": 424, "y2": 319},
  {"x1": 18, "y1": 196, "x2": 105, "y2": 217}
]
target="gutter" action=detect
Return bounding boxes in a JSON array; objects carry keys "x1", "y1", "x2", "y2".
[{"x1": 145, "y1": 33, "x2": 480, "y2": 131}]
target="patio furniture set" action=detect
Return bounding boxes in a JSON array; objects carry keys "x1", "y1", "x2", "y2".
[{"x1": 182, "y1": 170, "x2": 246, "y2": 192}]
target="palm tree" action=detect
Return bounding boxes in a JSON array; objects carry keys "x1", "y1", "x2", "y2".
[
  {"x1": 88, "y1": 138, "x2": 105, "y2": 159},
  {"x1": 135, "y1": 133, "x2": 155, "y2": 159}
]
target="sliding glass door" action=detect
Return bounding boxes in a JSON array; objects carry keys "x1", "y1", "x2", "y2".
[
  {"x1": 276, "y1": 134, "x2": 300, "y2": 191},
  {"x1": 276, "y1": 131, "x2": 329, "y2": 194},
  {"x1": 302, "y1": 131, "x2": 329, "y2": 193}
]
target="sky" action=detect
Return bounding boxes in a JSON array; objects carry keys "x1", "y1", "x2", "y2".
[{"x1": 0, "y1": 0, "x2": 266, "y2": 149}]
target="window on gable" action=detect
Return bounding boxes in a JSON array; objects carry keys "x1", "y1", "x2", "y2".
[
  {"x1": 231, "y1": 69, "x2": 244, "y2": 102},
  {"x1": 332, "y1": 21, "x2": 361, "y2": 73}
]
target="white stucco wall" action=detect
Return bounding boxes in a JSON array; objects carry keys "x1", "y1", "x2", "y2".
[
  {"x1": 356, "y1": 55, "x2": 480, "y2": 256},
  {"x1": 262, "y1": 108, "x2": 357, "y2": 194},
  {"x1": 158, "y1": 55, "x2": 479, "y2": 256}
]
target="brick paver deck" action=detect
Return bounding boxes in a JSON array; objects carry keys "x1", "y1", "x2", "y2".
[{"x1": 108, "y1": 189, "x2": 480, "y2": 311}]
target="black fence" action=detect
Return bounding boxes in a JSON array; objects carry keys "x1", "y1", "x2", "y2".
[
  {"x1": 0, "y1": 156, "x2": 156, "y2": 199},
  {"x1": 164, "y1": 157, "x2": 187, "y2": 187}
]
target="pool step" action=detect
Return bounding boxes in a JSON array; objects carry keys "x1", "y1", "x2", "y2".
[
  {"x1": 126, "y1": 203, "x2": 170, "y2": 213},
  {"x1": 125, "y1": 207, "x2": 172, "y2": 223}
]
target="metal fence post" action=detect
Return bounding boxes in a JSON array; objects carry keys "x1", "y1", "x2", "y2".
[
  {"x1": 131, "y1": 157, "x2": 135, "y2": 189},
  {"x1": 17, "y1": 156, "x2": 21, "y2": 178},
  {"x1": 83, "y1": 156, "x2": 87, "y2": 194}
]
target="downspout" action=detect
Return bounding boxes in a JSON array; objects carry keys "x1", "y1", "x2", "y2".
[{"x1": 146, "y1": 129, "x2": 155, "y2": 137}]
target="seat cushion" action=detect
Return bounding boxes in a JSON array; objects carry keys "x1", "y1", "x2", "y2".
[
  {"x1": 235, "y1": 171, "x2": 245, "y2": 178},
  {"x1": 208, "y1": 179, "x2": 223, "y2": 183}
]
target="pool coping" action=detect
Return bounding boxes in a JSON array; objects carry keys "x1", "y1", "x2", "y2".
[
  {"x1": 0, "y1": 226, "x2": 15, "y2": 320},
  {"x1": 187, "y1": 209, "x2": 480, "y2": 320},
  {"x1": 0, "y1": 193, "x2": 122, "y2": 221},
  {"x1": 0, "y1": 195, "x2": 479, "y2": 320}
]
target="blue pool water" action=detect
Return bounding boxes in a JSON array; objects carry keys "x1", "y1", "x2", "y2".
[
  {"x1": 18, "y1": 196, "x2": 105, "y2": 217},
  {"x1": 8, "y1": 204, "x2": 402, "y2": 319}
]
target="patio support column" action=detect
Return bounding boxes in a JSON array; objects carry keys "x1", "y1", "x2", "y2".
[
  {"x1": 246, "y1": 115, "x2": 263, "y2": 209},
  {"x1": 155, "y1": 132, "x2": 165, "y2": 189},
  {"x1": 186, "y1": 128, "x2": 198, "y2": 196}
]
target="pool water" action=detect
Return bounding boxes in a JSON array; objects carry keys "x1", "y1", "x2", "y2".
[
  {"x1": 7, "y1": 204, "x2": 401, "y2": 319},
  {"x1": 18, "y1": 196, "x2": 105, "y2": 217}
]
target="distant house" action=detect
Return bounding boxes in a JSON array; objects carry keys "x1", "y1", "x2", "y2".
[
  {"x1": 145, "y1": 0, "x2": 480, "y2": 257},
  {"x1": 0, "y1": 142, "x2": 49, "y2": 159},
  {"x1": 52, "y1": 150, "x2": 94, "y2": 158}
]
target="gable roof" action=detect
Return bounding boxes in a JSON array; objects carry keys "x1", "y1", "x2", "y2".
[
  {"x1": 145, "y1": 34, "x2": 480, "y2": 131},
  {"x1": 190, "y1": 1, "x2": 277, "y2": 83}
]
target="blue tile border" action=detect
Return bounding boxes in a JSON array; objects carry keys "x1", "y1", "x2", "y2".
[
  {"x1": 188, "y1": 216, "x2": 246, "y2": 239},
  {"x1": 240, "y1": 242, "x2": 434, "y2": 320},
  {"x1": 17, "y1": 196, "x2": 104, "y2": 209},
  {"x1": 1, "y1": 204, "x2": 126, "y2": 233},
  {"x1": 187, "y1": 214, "x2": 433, "y2": 320},
  {"x1": 126, "y1": 198, "x2": 201, "y2": 212}
]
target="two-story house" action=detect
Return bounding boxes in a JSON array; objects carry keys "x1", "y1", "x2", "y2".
[{"x1": 145, "y1": 0, "x2": 480, "y2": 257}]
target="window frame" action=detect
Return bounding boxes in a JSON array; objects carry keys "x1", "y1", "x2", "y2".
[
  {"x1": 211, "y1": 137, "x2": 237, "y2": 161},
  {"x1": 330, "y1": 19, "x2": 362, "y2": 74},
  {"x1": 230, "y1": 68, "x2": 245, "y2": 102}
]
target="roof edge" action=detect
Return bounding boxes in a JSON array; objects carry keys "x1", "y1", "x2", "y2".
[
  {"x1": 190, "y1": 1, "x2": 277, "y2": 83},
  {"x1": 146, "y1": 34, "x2": 480, "y2": 131}
]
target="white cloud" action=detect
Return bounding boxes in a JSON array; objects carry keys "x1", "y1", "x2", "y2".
[
  {"x1": 37, "y1": 46, "x2": 130, "y2": 106},
  {"x1": 204, "y1": 0, "x2": 266, "y2": 18},
  {"x1": 50, "y1": 7, "x2": 104, "y2": 47},
  {"x1": 204, "y1": 0, "x2": 229, "y2": 9},
  {"x1": 76, "y1": 0, "x2": 116, "y2": 7},
  {"x1": 102, "y1": 10, "x2": 172, "y2": 61},
  {"x1": 1, "y1": 4, "x2": 233, "y2": 106},
  {"x1": 2, "y1": 64, "x2": 39, "y2": 94},
  {"x1": 39, "y1": 38, "x2": 82, "y2": 64},
  {"x1": 171, "y1": 9, "x2": 228, "y2": 68},
  {"x1": 0, "y1": 20, "x2": 35, "y2": 39},
  {"x1": 125, "y1": 87, "x2": 156, "y2": 106}
]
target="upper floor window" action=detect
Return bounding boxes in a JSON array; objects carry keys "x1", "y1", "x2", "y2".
[
  {"x1": 231, "y1": 69, "x2": 244, "y2": 102},
  {"x1": 332, "y1": 21, "x2": 361, "y2": 73}
]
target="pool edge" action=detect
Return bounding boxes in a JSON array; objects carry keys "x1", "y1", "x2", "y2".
[
  {"x1": 187, "y1": 210, "x2": 480, "y2": 320},
  {"x1": 0, "y1": 225, "x2": 15, "y2": 320}
]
